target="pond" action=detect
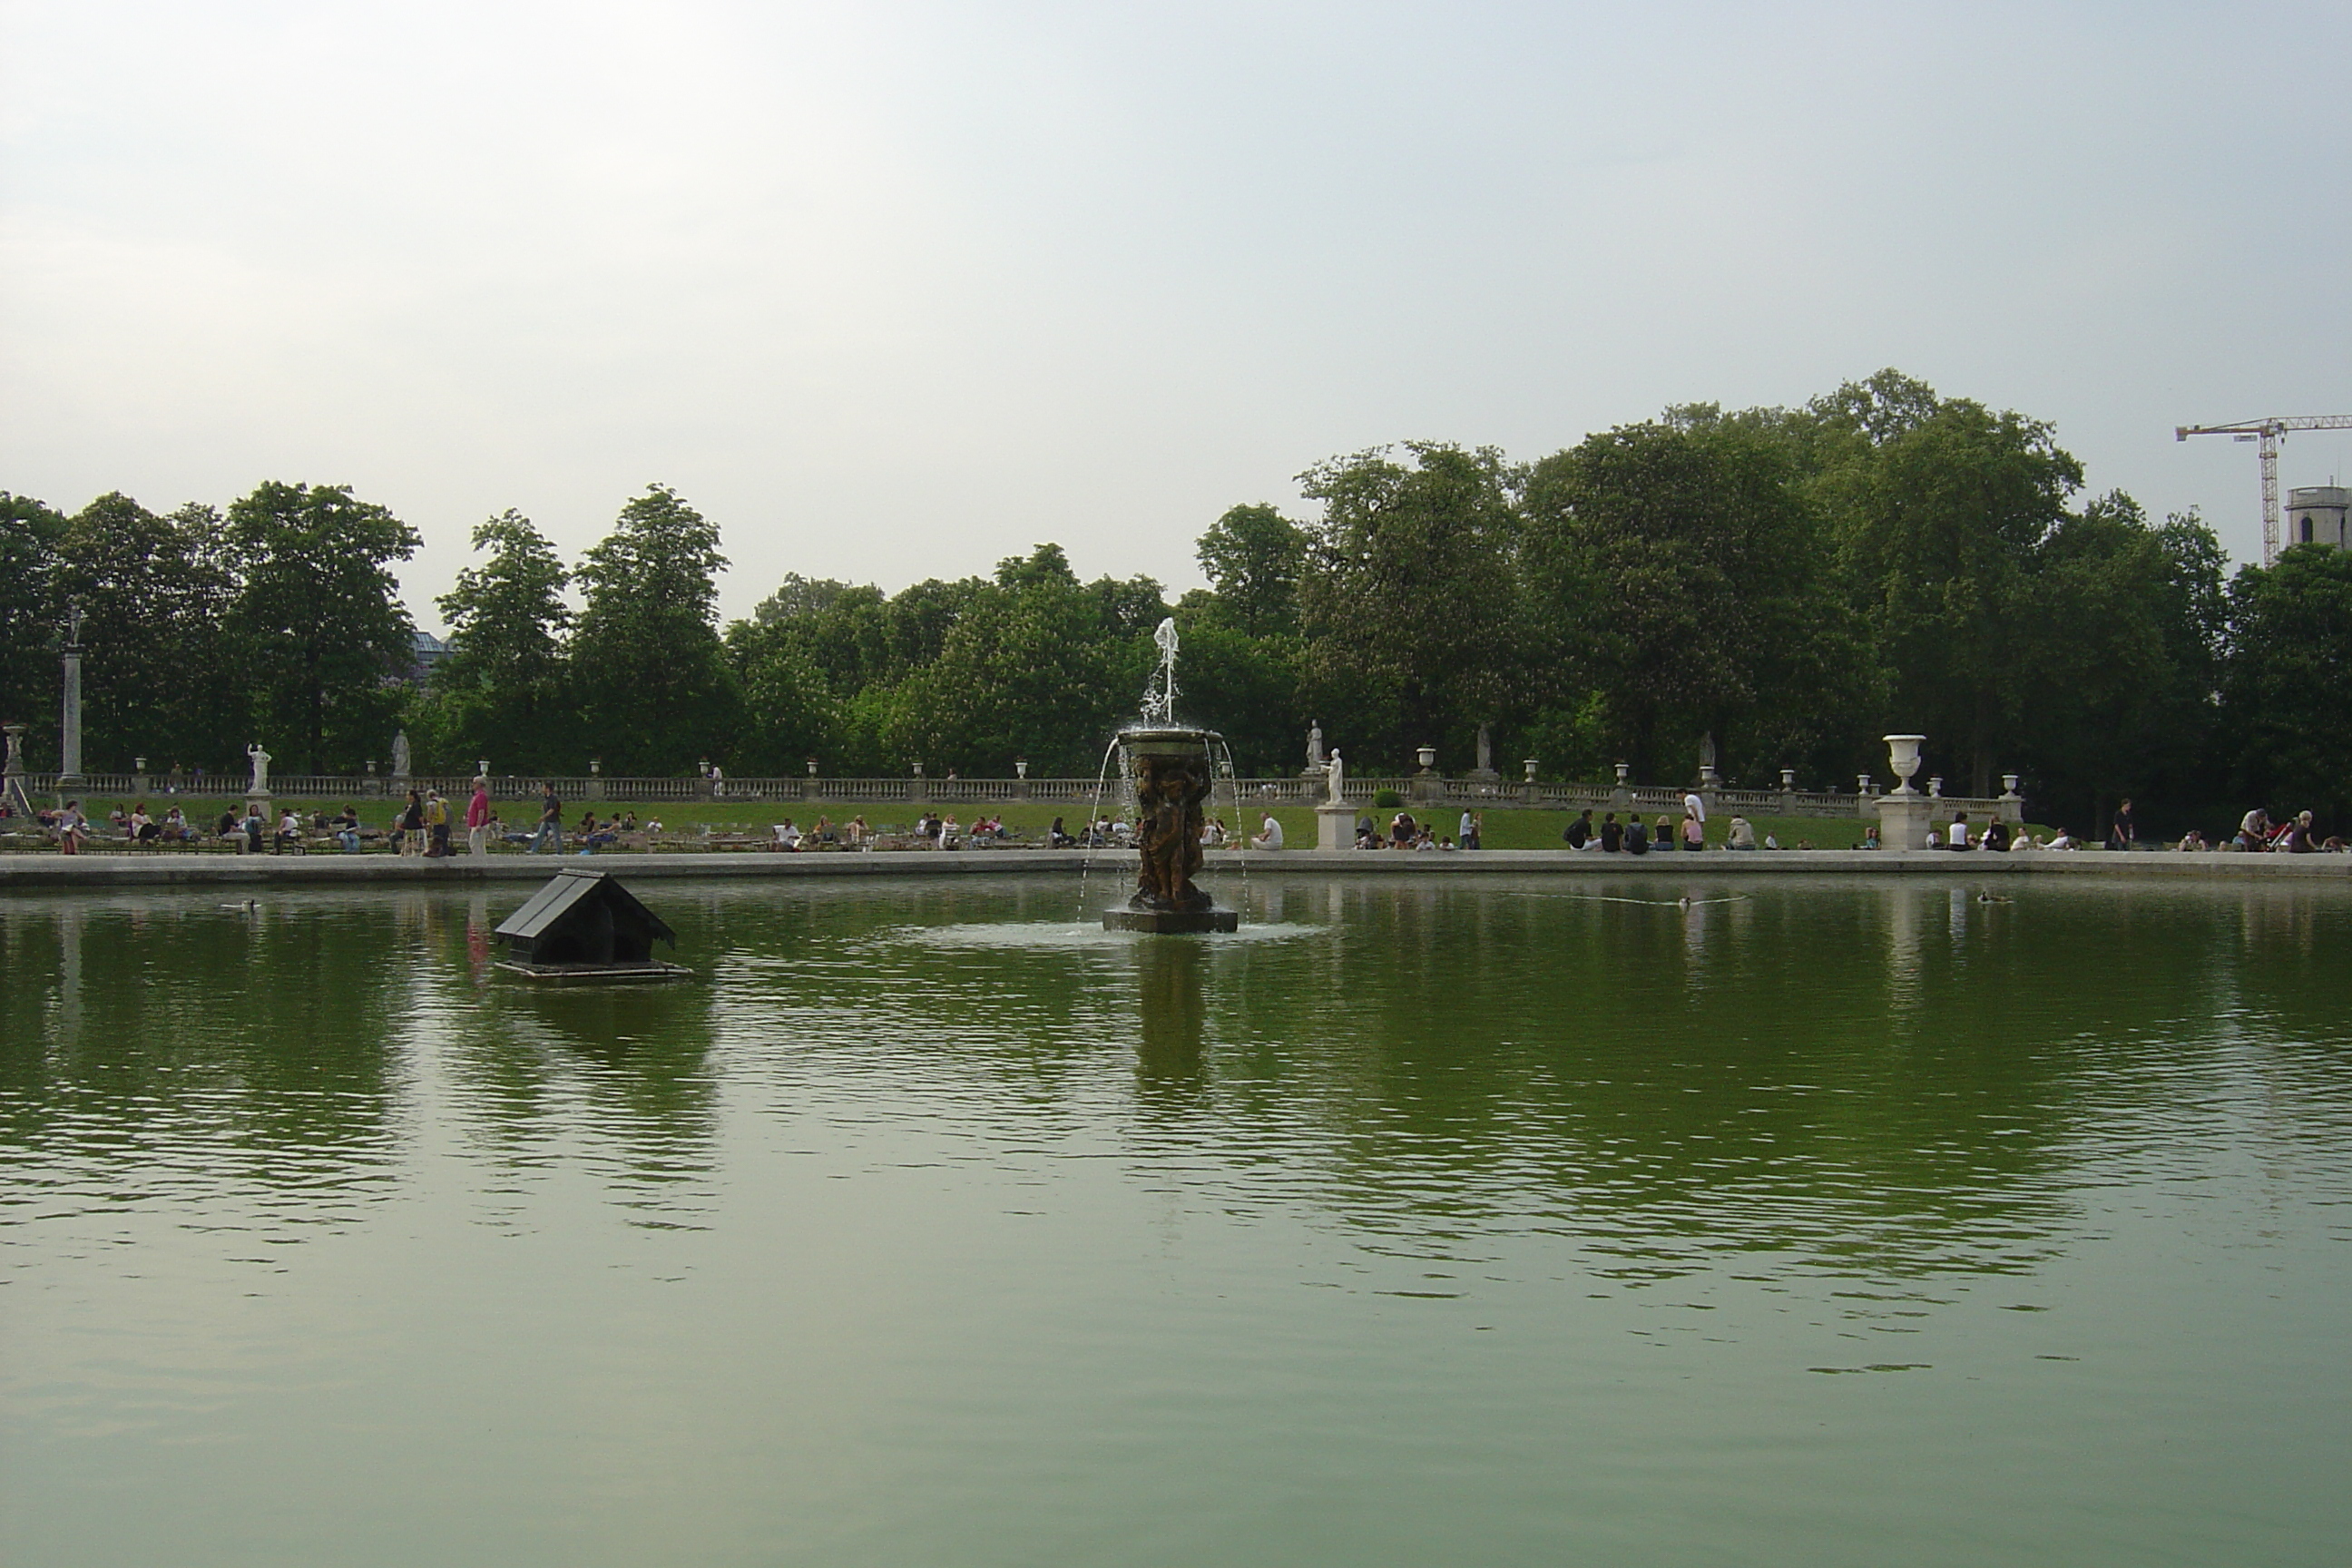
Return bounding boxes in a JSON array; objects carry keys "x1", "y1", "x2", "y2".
[{"x1": 3, "y1": 874, "x2": 2348, "y2": 1567}]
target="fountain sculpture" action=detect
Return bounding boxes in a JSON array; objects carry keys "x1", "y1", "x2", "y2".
[{"x1": 1102, "y1": 621, "x2": 1240, "y2": 934}]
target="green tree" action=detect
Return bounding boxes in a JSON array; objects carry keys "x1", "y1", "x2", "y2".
[
  {"x1": 53, "y1": 494, "x2": 240, "y2": 772},
  {"x1": 418, "y1": 510, "x2": 574, "y2": 773},
  {"x1": 1196, "y1": 504, "x2": 1307, "y2": 637},
  {"x1": 224, "y1": 481, "x2": 420, "y2": 775},
  {"x1": 1818, "y1": 387, "x2": 2084, "y2": 796},
  {"x1": 2222, "y1": 544, "x2": 2352, "y2": 823},
  {"x1": 1522, "y1": 415, "x2": 1864, "y2": 783},
  {"x1": 0, "y1": 492, "x2": 66, "y2": 762},
  {"x1": 752, "y1": 573, "x2": 855, "y2": 626},
  {"x1": 572, "y1": 485, "x2": 738, "y2": 775},
  {"x1": 1295, "y1": 444, "x2": 1527, "y2": 770}
]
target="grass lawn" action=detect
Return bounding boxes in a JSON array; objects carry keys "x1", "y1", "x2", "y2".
[{"x1": 57, "y1": 793, "x2": 2053, "y2": 855}]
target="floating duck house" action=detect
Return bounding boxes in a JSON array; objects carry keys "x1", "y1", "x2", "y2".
[{"x1": 494, "y1": 870, "x2": 688, "y2": 981}]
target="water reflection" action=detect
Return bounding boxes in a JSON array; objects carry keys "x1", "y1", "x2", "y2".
[
  {"x1": 7, "y1": 874, "x2": 2352, "y2": 1289},
  {"x1": 1133, "y1": 936, "x2": 1208, "y2": 1102}
]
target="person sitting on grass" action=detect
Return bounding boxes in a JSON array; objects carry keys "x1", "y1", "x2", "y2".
[
  {"x1": 846, "y1": 815, "x2": 867, "y2": 847},
  {"x1": 1984, "y1": 818, "x2": 2012, "y2": 851},
  {"x1": 2176, "y1": 829, "x2": 2208, "y2": 851},
  {"x1": 2047, "y1": 828, "x2": 2076, "y2": 850},
  {"x1": 1857, "y1": 825, "x2": 1881, "y2": 849},
  {"x1": 1252, "y1": 813, "x2": 1284, "y2": 850},
  {"x1": 1048, "y1": 816, "x2": 1073, "y2": 848},
  {"x1": 1727, "y1": 817, "x2": 1758, "y2": 850}
]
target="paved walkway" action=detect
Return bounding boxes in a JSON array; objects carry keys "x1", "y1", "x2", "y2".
[{"x1": 2, "y1": 847, "x2": 2346, "y2": 889}]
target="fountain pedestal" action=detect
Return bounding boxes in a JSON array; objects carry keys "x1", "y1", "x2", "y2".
[
  {"x1": 1104, "y1": 724, "x2": 1239, "y2": 936},
  {"x1": 1316, "y1": 802, "x2": 1356, "y2": 850}
]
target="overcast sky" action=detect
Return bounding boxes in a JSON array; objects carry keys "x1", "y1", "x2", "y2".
[{"x1": 4, "y1": 2, "x2": 2347, "y2": 630}]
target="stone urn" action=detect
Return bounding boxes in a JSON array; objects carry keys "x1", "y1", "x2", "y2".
[{"x1": 1882, "y1": 734, "x2": 1926, "y2": 795}]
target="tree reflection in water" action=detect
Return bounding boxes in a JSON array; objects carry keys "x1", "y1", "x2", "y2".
[{"x1": 7, "y1": 873, "x2": 2352, "y2": 1293}]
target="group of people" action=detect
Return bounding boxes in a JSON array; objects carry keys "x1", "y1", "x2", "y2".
[
  {"x1": 1559, "y1": 795, "x2": 1715, "y2": 855},
  {"x1": 1350, "y1": 810, "x2": 1462, "y2": 851},
  {"x1": 771, "y1": 815, "x2": 872, "y2": 849},
  {"x1": 2220, "y1": 808, "x2": 2345, "y2": 854}
]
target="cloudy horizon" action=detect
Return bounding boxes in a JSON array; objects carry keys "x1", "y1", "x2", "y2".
[{"x1": 5, "y1": 2, "x2": 2347, "y2": 632}]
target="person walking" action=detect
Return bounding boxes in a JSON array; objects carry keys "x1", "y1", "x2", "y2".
[
  {"x1": 531, "y1": 782, "x2": 562, "y2": 854},
  {"x1": 466, "y1": 778, "x2": 492, "y2": 857},
  {"x1": 397, "y1": 789, "x2": 426, "y2": 857}
]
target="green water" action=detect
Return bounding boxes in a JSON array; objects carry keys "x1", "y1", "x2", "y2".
[{"x1": 3, "y1": 874, "x2": 2348, "y2": 1567}]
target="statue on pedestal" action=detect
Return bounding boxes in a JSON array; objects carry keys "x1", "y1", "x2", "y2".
[
  {"x1": 1304, "y1": 720, "x2": 1326, "y2": 777},
  {"x1": 246, "y1": 743, "x2": 271, "y2": 796},
  {"x1": 1130, "y1": 750, "x2": 1213, "y2": 913},
  {"x1": 1326, "y1": 748, "x2": 1345, "y2": 804},
  {"x1": 391, "y1": 730, "x2": 411, "y2": 779}
]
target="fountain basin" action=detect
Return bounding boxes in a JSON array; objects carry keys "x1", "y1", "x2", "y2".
[{"x1": 1102, "y1": 906, "x2": 1240, "y2": 934}]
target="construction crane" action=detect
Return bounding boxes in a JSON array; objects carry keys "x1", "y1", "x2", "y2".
[{"x1": 2177, "y1": 414, "x2": 2352, "y2": 565}]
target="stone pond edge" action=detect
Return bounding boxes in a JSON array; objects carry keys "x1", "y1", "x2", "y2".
[{"x1": 5, "y1": 848, "x2": 2349, "y2": 891}]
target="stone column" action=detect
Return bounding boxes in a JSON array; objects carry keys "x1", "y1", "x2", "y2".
[
  {"x1": 1997, "y1": 773, "x2": 2024, "y2": 826},
  {"x1": 1779, "y1": 768, "x2": 1797, "y2": 816},
  {"x1": 587, "y1": 759, "x2": 605, "y2": 803},
  {"x1": 1411, "y1": 745, "x2": 1442, "y2": 805},
  {"x1": 909, "y1": 762, "x2": 929, "y2": 804},
  {"x1": 1316, "y1": 801, "x2": 1356, "y2": 849},
  {"x1": 1611, "y1": 761, "x2": 1632, "y2": 812},
  {"x1": 1522, "y1": 758, "x2": 1541, "y2": 807},
  {"x1": 1856, "y1": 775, "x2": 1874, "y2": 818},
  {"x1": 57, "y1": 629, "x2": 83, "y2": 792},
  {"x1": 1875, "y1": 735, "x2": 1933, "y2": 849},
  {"x1": 1013, "y1": 758, "x2": 1031, "y2": 801}
]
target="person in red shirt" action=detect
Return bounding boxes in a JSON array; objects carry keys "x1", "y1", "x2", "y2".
[{"x1": 466, "y1": 778, "x2": 493, "y2": 857}]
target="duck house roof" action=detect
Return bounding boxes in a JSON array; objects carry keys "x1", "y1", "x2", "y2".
[{"x1": 495, "y1": 869, "x2": 677, "y2": 946}]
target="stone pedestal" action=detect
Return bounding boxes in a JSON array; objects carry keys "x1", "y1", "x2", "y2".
[
  {"x1": 1102, "y1": 907, "x2": 1240, "y2": 935},
  {"x1": 1876, "y1": 793, "x2": 1935, "y2": 851},
  {"x1": 1316, "y1": 802, "x2": 1356, "y2": 850}
]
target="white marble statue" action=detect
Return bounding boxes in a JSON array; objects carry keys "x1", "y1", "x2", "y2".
[
  {"x1": 1326, "y1": 748, "x2": 1345, "y2": 804},
  {"x1": 1308, "y1": 720, "x2": 1325, "y2": 769},
  {"x1": 391, "y1": 730, "x2": 411, "y2": 778},
  {"x1": 246, "y1": 743, "x2": 270, "y2": 794}
]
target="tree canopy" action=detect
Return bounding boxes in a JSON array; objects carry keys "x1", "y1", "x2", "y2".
[{"x1": 9, "y1": 369, "x2": 2338, "y2": 838}]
